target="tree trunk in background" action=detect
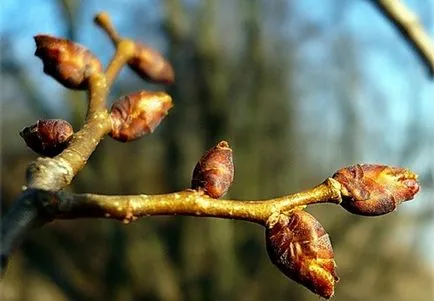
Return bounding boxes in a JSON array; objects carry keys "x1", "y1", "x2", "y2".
[{"x1": 162, "y1": 1, "x2": 301, "y2": 300}]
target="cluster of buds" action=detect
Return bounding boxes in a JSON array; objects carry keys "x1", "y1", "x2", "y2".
[
  {"x1": 31, "y1": 13, "x2": 175, "y2": 148},
  {"x1": 263, "y1": 164, "x2": 419, "y2": 298},
  {"x1": 187, "y1": 147, "x2": 420, "y2": 299}
]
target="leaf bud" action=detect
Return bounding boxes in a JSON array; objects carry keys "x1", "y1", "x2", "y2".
[
  {"x1": 20, "y1": 119, "x2": 73, "y2": 157},
  {"x1": 128, "y1": 42, "x2": 175, "y2": 84},
  {"x1": 266, "y1": 211, "x2": 339, "y2": 299},
  {"x1": 34, "y1": 35, "x2": 102, "y2": 89},
  {"x1": 191, "y1": 141, "x2": 234, "y2": 199},
  {"x1": 109, "y1": 91, "x2": 173, "y2": 142},
  {"x1": 332, "y1": 164, "x2": 420, "y2": 216}
]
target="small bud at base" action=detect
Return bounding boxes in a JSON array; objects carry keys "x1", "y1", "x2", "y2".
[
  {"x1": 266, "y1": 211, "x2": 339, "y2": 299},
  {"x1": 333, "y1": 164, "x2": 420, "y2": 216},
  {"x1": 191, "y1": 141, "x2": 234, "y2": 199},
  {"x1": 20, "y1": 119, "x2": 73, "y2": 157}
]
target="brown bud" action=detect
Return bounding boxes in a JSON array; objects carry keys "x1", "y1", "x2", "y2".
[
  {"x1": 20, "y1": 119, "x2": 73, "y2": 157},
  {"x1": 34, "y1": 35, "x2": 102, "y2": 89},
  {"x1": 128, "y1": 42, "x2": 175, "y2": 84},
  {"x1": 333, "y1": 164, "x2": 420, "y2": 216},
  {"x1": 109, "y1": 91, "x2": 173, "y2": 142},
  {"x1": 191, "y1": 141, "x2": 234, "y2": 198},
  {"x1": 266, "y1": 211, "x2": 339, "y2": 299}
]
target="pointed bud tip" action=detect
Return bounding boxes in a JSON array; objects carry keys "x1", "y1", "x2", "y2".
[
  {"x1": 266, "y1": 212, "x2": 338, "y2": 299},
  {"x1": 216, "y1": 140, "x2": 230, "y2": 149},
  {"x1": 402, "y1": 178, "x2": 420, "y2": 196},
  {"x1": 333, "y1": 164, "x2": 420, "y2": 216},
  {"x1": 191, "y1": 141, "x2": 234, "y2": 198}
]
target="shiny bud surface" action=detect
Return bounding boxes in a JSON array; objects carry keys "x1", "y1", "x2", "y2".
[
  {"x1": 34, "y1": 35, "x2": 102, "y2": 89},
  {"x1": 333, "y1": 164, "x2": 420, "y2": 216},
  {"x1": 20, "y1": 119, "x2": 73, "y2": 157},
  {"x1": 109, "y1": 91, "x2": 173, "y2": 142},
  {"x1": 191, "y1": 141, "x2": 234, "y2": 199},
  {"x1": 266, "y1": 211, "x2": 339, "y2": 299}
]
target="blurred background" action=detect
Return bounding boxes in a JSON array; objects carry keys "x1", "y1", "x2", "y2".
[{"x1": 1, "y1": 0, "x2": 433, "y2": 300}]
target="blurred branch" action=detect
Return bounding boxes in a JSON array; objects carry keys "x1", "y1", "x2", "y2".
[
  {"x1": 56, "y1": 0, "x2": 79, "y2": 40},
  {"x1": 22, "y1": 239, "x2": 95, "y2": 301},
  {"x1": 163, "y1": 0, "x2": 189, "y2": 43},
  {"x1": 370, "y1": 0, "x2": 434, "y2": 77}
]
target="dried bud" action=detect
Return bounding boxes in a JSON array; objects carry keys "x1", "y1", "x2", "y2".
[
  {"x1": 20, "y1": 119, "x2": 73, "y2": 157},
  {"x1": 333, "y1": 164, "x2": 420, "y2": 216},
  {"x1": 34, "y1": 35, "x2": 102, "y2": 89},
  {"x1": 191, "y1": 141, "x2": 234, "y2": 199},
  {"x1": 128, "y1": 42, "x2": 175, "y2": 84},
  {"x1": 266, "y1": 211, "x2": 339, "y2": 299},
  {"x1": 109, "y1": 91, "x2": 173, "y2": 142}
]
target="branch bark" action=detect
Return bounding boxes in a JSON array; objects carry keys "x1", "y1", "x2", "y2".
[
  {"x1": 0, "y1": 177, "x2": 342, "y2": 275},
  {"x1": 29, "y1": 179, "x2": 342, "y2": 225}
]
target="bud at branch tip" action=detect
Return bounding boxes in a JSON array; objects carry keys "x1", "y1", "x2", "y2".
[
  {"x1": 34, "y1": 35, "x2": 102, "y2": 90},
  {"x1": 332, "y1": 164, "x2": 420, "y2": 216}
]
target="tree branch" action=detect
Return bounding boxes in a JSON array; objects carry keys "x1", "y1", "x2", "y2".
[
  {"x1": 0, "y1": 178, "x2": 341, "y2": 275},
  {"x1": 39, "y1": 178, "x2": 342, "y2": 225},
  {"x1": 0, "y1": 11, "x2": 422, "y2": 298},
  {"x1": 370, "y1": 0, "x2": 434, "y2": 77}
]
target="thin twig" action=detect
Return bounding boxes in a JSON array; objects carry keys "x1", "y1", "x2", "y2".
[
  {"x1": 29, "y1": 178, "x2": 342, "y2": 225},
  {"x1": 94, "y1": 12, "x2": 121, "y2": 45}
]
